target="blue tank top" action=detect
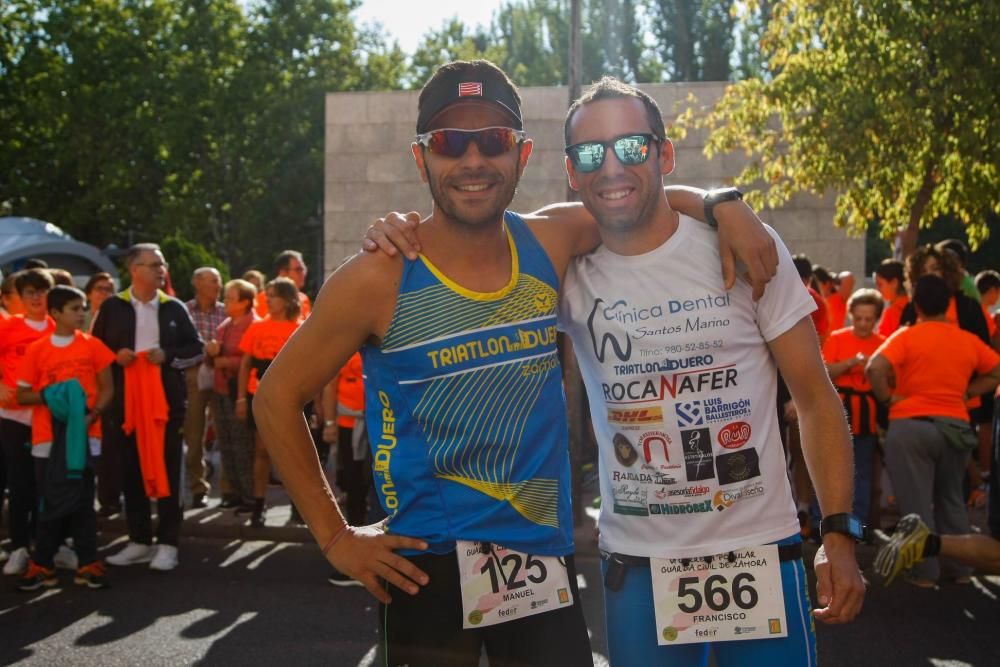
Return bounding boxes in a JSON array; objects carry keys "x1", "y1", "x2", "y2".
[{"x1": 361, "y1": 211, "x2": 573, "y2": 556}]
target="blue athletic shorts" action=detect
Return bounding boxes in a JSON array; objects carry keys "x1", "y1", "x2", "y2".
[{"x1": 600, "y1": 534, "x2": 817, "y2": 667}]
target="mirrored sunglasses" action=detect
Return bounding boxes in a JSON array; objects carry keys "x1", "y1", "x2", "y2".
[
  {"x1": 565, "y1": 133, "x2": 660, "y2": 173},
  {"x1": 415, "y1": 126, "x2": 527, "y2": 159}
]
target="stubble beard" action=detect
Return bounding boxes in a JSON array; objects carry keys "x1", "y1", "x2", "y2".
[{"x1": 428, "y1": 168, "x2": 521, "y2": 229}]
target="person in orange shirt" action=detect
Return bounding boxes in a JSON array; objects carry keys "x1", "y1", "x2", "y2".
[
  {"x1": 821, "y1": 289, "x2": 885, "y2": 525},
  {"x1": 253, "y1": 250, "x2": 312, "y2": 319},
  {"x1": 1, "y1": 273, "x2": 25, "y2": 318},
  {"x1": 815, "y1": 266, "x2": 854, "y2": 331},
  {"x1": 236, "y1": 277, "x2": 301, "y2": 527},
  {"x1": 867, "y1": 275, "x2": 1000, "y2": 587},
  {"x1": 0, "y1": 269, "x2": 55, "y2": 576},
  {"x1": 14, "y1": 286, "x2": 115, "y2": 590},
  {"x1": 874, "y1": 259, "x2": 908, "y2": 337}
]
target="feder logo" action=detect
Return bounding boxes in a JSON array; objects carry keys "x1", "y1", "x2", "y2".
[{"x1": 717, "y1": 421, "x2": 751, "y2": 449}]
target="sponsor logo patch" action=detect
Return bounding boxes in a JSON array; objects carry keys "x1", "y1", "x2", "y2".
[
  {"x1": 675, "y1": 401, "x2": 704, "y2": 427},
  {"x1": 612, "y1": 433, "x2": 639, "y2": 467},
  {"x1": 681, "y1": 428, "x2": 714, "y2": 481},
  {"x1": 717, "y1": 421, "x2": 751, "y2": 449},
  {"x1": 716, "y1": 448, "x2": 761, "y2": 485},
  {"x1": 608, "y1": 406, "x2": 663, "y2": 426}
]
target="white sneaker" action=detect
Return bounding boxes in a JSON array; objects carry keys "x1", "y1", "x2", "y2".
[
  {"x1": 149, "y1": 544, "x2": 178, "y2": 572},
  {"x1": 3, "y1": 547, "x2": 29, "y2": 575},
  {"x1": 106, "y1": 542, "x2": 155, "y2": 566},
  {"x1": 54, "y1": 544, "x2": 79, "y2": 570}
]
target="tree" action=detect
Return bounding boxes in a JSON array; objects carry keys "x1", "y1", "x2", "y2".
[
  {"x1": 645, "y1": 0, "x2": 736, "y2": 81},
  {"x1": 687, "y1": 0, "x2": 1000, "y2": 252},
  {"x1": 0, "y1": 0, "x2": 405, "y2": 281}
]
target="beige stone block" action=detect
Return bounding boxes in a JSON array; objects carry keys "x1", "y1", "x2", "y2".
[
  {"x1": 326, "y1": 93, "x2": 369, "y2": 125},
  {"x1": 326, "y1": 154, "x2": 368, "y2": 184},
  {"x1": 366, "y1": 154, "x2": 416, "y2": 183},
  {"x1": 362, "y1": 91, "x2": 420, "y2": 125},
  {"x1": 522, "y1": 87, "x2": 570, "y2": 121}
]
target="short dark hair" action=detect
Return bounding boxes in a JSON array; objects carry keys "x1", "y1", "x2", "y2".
[
  {"x1": 812, "y1": 265, "x2": 834, "y2": 286},
  {"x1": 273, "y1": 250, "x2": 304, "y2": 275},
  {"x1": 912, "y1": 275, "x2": 950, "y2": 317},
  {"x1": 126, "y1": 243, "x2": 162, "y2": 269},
  {"x1": 976, "y1": 270, "x2": 1000, "y2": 294},
  {"x1": 47, "y1": 285, "x2": 85, "y2": 313},
  {"x1": 564, "y1": 76, "x2": 666, "y2": 146},
  {"x1": 936, "y1": 239, "x2": 969, "y2": 267},
  {"x1": 791, "y1": 254, "x2": 814, "y2": 281},
  {"x1": 84, "y1": 272, "x2": 114, "y2": 295},
  {"x1": 874, "y1": 259, "x2": 905, "y2": 289},
  {"x1": 23, "y1": 258, "x2": 48, "y2": 269},
  {"x1": 15, "y1": 268, "x2": 54, "y2": 295}
]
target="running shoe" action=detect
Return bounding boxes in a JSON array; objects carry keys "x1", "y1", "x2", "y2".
[
  {"x1": 17, "y1": 561, "x2": 57, "y2": 591},
  {"x1": 75, "y1": 561, "x2": 110, "y2": 589},
  {"x1": 874, "y1": 513, "x2": 930, "y2": 586}
]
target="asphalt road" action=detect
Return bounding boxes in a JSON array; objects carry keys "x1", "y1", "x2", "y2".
[{"x1": 2, "y1": 536, "x2": 1000, "y2": 666}]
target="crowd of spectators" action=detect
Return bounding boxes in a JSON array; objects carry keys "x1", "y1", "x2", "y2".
[
  {"x1": 0, "y1": 248, "x2": 371, "y2": 589},
  {"x1": 787, "y1": 239, "x2": 1000, "y2": 589}
]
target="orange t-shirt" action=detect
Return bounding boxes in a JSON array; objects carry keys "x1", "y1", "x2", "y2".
[
  {"x1": 17, "y1": 331, "x2": 116, "y2": 445},
  {"x1": 808, "y1": 287, "x2": 829, "y2": 341},
  {"x1": 826, "y1": 292, "x2": 848, "y2": 331},
  {"x1": 822, "y1": 327, "x2": 885, "y2": 392},
  {"x1": 875, "y1": 321, "x2": 1000, "y2": 421},
  {"x1": 335, "y1": 352, "x2": 364, "y2": 428},
  {"x1": 238, "y1": 318, "x2": 299, "y2": 394},
  {"x1": 0, "y1": 315, "x2": 55, "y2": 409},
  {"x1": 254, "y1": 291, "x2": 312, "y2": 319},
  {"x1": 944, "y1": 297, "x2": 997, "y2": 338},
  {"x1": 878, "y1": 295, "x2": 909, "y2": 337}
]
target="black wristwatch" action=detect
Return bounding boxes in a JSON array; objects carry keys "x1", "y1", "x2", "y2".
[
  {"x1": 703, "y1": 187, "x2": 744, "y2": 229},
  {"x1": 819, "y1": 513, "x2": 871, "y2": 543}
]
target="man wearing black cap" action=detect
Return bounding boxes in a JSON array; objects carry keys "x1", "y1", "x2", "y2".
[{"x1": 255, "y1": 60, "x2": 777, "y2": 666}]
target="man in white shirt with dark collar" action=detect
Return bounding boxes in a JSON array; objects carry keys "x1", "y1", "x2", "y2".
[{"x1": 92, "y1": 244, "x2": 202, "y2": 572}]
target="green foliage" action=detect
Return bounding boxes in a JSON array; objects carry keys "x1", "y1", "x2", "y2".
[
  {"x1": 0, "y1": 0, "x2": 404, "y2": 277},
  {"x1": 158, "y1": 232, "x2": 230, "y2": 301},
  {"x1": 687, "y1": 0, "x2": 1000, "y2": 249},
  {"x1": 645, "y1": 0, "x2": 737, "y2": 81},
  {"x1": 406, "y1": 0, "x2": 663, "y2": 88}
]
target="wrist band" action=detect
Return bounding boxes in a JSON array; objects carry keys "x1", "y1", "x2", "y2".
[{"x1": 321, "y1": 524, "x2": 349, "y2": 558}]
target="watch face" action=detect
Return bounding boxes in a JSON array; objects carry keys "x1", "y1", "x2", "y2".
[{"x1": 848, "y1": 516, "x2": 863, "y2": 539}]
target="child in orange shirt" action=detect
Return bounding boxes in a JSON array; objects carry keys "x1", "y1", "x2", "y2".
[
  {"x1": 821, "y1": 289, "x2": 885, "y2": 524},
  {"x1": 0, "y1": 268, "x2": 54, "y2": 577},
  {"x1": 236, "y1": 277, "x2": 301, "y2": 527},
  {"x1": 14, "y1": 286, "x2": 115, "y2": 590}
]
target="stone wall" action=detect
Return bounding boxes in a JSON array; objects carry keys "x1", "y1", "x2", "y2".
[{"x1": 324, "y1": 82, "x2": 864, "y2": 277}]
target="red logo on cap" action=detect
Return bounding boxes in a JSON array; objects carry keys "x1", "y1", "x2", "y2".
[{"x1": 458, "y1": 82, "x2": 483, "y2": 97}]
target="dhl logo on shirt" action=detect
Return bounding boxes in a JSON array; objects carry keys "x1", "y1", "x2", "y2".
[{"x1": 608, "y1": 406, "x2": 664, "y2": 425}]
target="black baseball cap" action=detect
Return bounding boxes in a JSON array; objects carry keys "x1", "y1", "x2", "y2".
[{"x1": 416, "y1": 60, "x2": 523, "y2": 134}]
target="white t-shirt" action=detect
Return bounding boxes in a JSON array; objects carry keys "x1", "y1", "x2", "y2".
[{"x1": 559, "y1": 216, "x2": 815, "y2": 558}]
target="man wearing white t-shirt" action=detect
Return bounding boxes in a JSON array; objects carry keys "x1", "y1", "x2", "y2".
[{"x1": 557, "y1": 77, "x2": 864, "y2": 665}]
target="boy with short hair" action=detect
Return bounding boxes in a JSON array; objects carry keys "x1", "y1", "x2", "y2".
[
  {"x1": 15, "y1": 285, "x2": 115, "y2": 590},
  {"x1": 0, "y1": 268, "x2": 55, "y2": 576}
]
